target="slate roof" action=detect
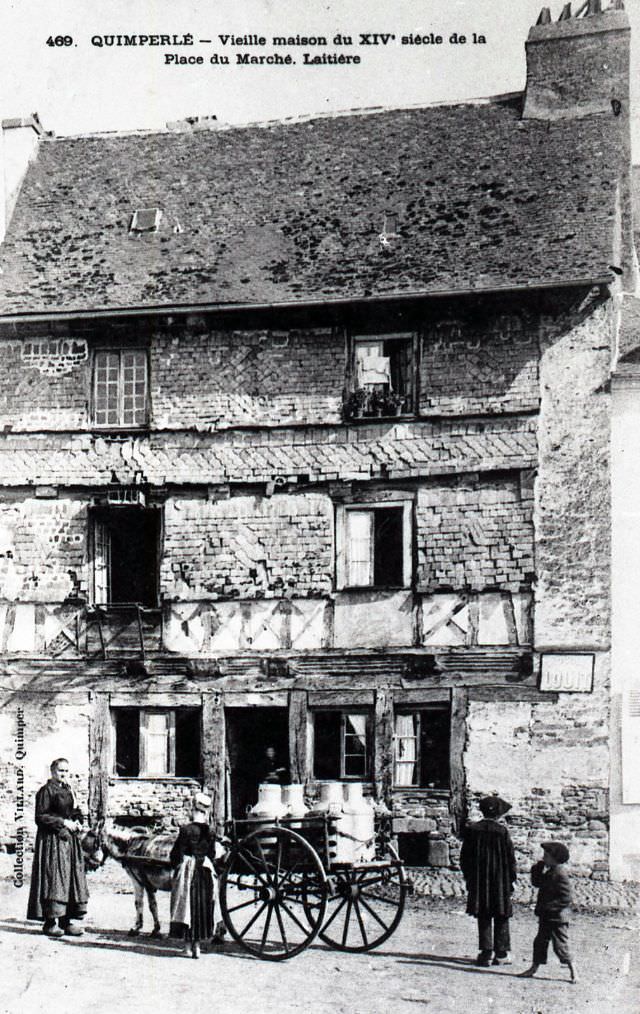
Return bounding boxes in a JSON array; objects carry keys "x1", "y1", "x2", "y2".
[
  {"x1": 0, "y1": 416, "x2": 536, "y2": 487},
  {"x1": 0, "y1": 97, "x2": 623, "y2": 316}
]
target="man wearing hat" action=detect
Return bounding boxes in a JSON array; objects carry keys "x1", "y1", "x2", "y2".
[
  {"x1": 459, "y1": 795, "x2": 517, "y2": 966},
  {"x1": 170, "y1": 791, "x2": 218, "y2": 958},
  {"x1": 520, "y1": 841, "x2": 577, "y2": 983}
]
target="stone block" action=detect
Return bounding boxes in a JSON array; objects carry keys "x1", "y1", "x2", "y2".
[
  {"x1": 427, "y1": 839, "x2": 451, "y2": 867},
  {"x1": 392, "y1": 817, "x2": 437, "y2": 835}
]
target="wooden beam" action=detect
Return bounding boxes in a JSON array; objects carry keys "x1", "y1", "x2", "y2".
[
  {"x1": 201, "y1": 692, "x2": 226, "y2": 830},
  {"x1": 374, "y1": 688, "x2": 394, "y2": 806},
  {"x1": 394, "y1": 687, "x2": 451, "y2": 704},
  {"x1": 288, "y1": 690, "x2": 310, "y2": 784},
  {"x1": 110, "y1": 691, "x2": 201, "y2": 707},
  {"x1": 307, "y1": 689, "x2": 375, "y2": 707},
  {"x1": 224, "y1": 691, "x2": 288, "y2": 707},
  {"x1": 449, "y1": 688, "x2": 468, "y2": 837},
  {"x1": 88, "y1": 691, "x2": 110, "y2": 826}
]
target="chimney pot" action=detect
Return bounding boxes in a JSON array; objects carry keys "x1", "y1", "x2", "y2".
[
  {"x1": 537, "y1": 7, "x2": 552, "y2": 24},
  {"x1": 558, "y1": 4, "x2": 572, "y2": 20}
]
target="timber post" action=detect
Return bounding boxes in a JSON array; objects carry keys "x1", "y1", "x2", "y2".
[{"x1": 88, "y1": 690, "x2": 110, "y2": 826}]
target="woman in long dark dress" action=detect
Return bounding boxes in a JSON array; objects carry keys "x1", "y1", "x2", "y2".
[
  {"x1": 27, "y1": 758, "x2": 89, "y2": 936},
  {"x1": 170, "y1": 792, "x2": 217, "y2": 958},
  {"x1": 460, "y1": 795, "x2": 517, "y2": 966}
]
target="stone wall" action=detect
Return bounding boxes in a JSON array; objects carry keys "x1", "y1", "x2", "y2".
[
  {"x1": 152, "y1": 325, "x2": 344, "y2": 429},
  {"x1": 0, "y1": 692, "x2": 90, "y2": 852},
  {"x1": 535, "y1": 297, "x2": 612, "y2": 648},
  {"x1": 416, "y1": 474, "x2": 534, "y2": 593},
  {"x1": 0, "y1": 497, "x2": 86, "y2": 602},
  {"x1": 465, "y1": 669, "x2": 610, "y2": 877},
  {"x1": 420, "y1": 311, "x2": 539, "y2": 416},
  {"x1": 108, "y1": 778, "x2": 199, "y2": 831},
  {"x1": 162, "y1": 493, "x2": 334, "y2": 600}
]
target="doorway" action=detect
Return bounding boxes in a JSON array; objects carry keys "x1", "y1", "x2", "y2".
[{"x1": 225, "y1": 707, "x2": 289, "y2": 819}]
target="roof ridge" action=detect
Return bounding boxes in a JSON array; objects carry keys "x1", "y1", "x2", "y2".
[{"x1": 45, "y1": 91, "x2": 524, "y2": 141}]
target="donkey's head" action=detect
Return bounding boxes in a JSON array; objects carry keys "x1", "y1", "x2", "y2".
[{"x1": 81, "y1": 819, "x2": 107, "y2": 871}]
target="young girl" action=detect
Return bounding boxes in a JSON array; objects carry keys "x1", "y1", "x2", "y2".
[{"x1": 170, "y1": 792, "x2": 217, "y2": 958}]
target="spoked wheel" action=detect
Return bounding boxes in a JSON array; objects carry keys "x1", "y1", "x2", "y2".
[
  {"x1": 219, "y1": 825, "x2": 328, "y2": 961},
  {"x1": 312, "y1": 847, "x2": 407, "y2": 952}
]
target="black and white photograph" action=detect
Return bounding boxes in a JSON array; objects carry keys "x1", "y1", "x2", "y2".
[{"x1": 1, "y1": 1, "x2": 639, "y2": 1011}]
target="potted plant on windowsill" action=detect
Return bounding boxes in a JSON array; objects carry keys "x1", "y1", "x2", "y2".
[
  {"x1": 345, "y1": 387, "x2": 370, "y2": 419},
  {"x1": 370, "y1": 389, "x2": 387, "y2": 417},
  {"x1": 386, "y1": 391, "x2": 406, "y2": 415}
]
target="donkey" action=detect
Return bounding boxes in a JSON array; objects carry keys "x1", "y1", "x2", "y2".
[{"x1": 84, "y1": 822, "x2": 226, "y2": 939}]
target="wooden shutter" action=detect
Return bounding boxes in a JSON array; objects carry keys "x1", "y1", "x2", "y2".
[{"x1": 93, "y1": 518, "x2": 111, "y2": 605}]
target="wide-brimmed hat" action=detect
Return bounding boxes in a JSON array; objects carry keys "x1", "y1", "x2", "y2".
[
  {"x1": 542, "y1": 841, "x2": 570, "y2": 864},
  {"x1": 479, "y1": 795, "x2": 512, "y2": 818},
  {"x1": 193, "y1": 791, "x2": 212, "y2": 812}
]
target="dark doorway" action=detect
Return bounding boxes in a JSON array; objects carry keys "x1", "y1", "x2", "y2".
[{"x1": 225, "y1": 707, "x2": 289, "y2": 819}]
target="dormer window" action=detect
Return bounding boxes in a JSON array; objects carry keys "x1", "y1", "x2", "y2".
[{"x1": 129, "y1": 208, "x2": 162, "y2": 234}]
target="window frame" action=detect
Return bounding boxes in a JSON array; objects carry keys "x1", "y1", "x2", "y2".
[
  {"x1": 89, "y1": 504, "x2": 161, "y2": 609},
  {"x1": 111, "y1": 706, "x2": 201, "y2": 779},
  {"x1": 335, "y1": 499, "x2": 413, "y2": 591},
  {"x1": 312, "y1": 708, "x2": 373, "y2": 781},
  {"x1": 91, "y1": 347, "x2": 150, "y2": 430},
  {"x1": 348, "y1": 331, "x2": 419, "y2": 418},
  {"x1": 393, "y1": 704, "x2": 451, "y2": 791}
]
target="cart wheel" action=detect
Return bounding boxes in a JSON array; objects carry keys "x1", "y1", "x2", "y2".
[
  {"x1": 312, "y1": 846, "x2": 407, "y2": 952},
  {"x1": 219, "y1": 825, "x2": 328, "y2": 961}
]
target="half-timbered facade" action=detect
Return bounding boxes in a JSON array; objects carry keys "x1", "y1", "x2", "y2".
[{"x1": 1, "y1": 2, "x2": 637, "y2": 880}]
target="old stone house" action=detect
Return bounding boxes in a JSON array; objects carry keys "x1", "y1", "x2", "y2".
[{"x1": 0, "y1": 1, "x2": 637, "y2": 882}]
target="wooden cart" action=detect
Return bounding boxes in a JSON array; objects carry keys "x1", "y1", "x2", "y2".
[{"x1": 218, "y1": 815, "x2": 407, "y2": 961}]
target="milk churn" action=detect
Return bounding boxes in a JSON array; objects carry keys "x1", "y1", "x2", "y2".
[
  {"x1": 248, "y1": 783, "x2": 288, "y2": 819},
  {"x1": 283, "y1": 783, "x2": 308, "y2": 818},
  {"x1": 337, "y1": 782, "x2": 375, "y2": 863}
]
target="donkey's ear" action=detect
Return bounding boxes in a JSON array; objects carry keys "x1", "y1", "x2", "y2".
[{"x1": 97, "y1": 816, "x2": 106, "y2": 831}]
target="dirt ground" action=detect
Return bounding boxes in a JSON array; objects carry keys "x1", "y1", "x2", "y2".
[{"x1": 1, "y1": 857, "x2": 638, "y2": 1014}]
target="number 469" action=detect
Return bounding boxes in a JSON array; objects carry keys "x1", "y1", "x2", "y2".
[{"x1": 46, "y1": 36, "x2": 73, "y2": 46}]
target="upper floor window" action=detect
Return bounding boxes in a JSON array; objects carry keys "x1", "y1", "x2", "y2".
[
  {"x1": 93, "y1": 349, "x2": 149, "y2": 428},
  {"x1": 394, "y1": 706, "x2": 450, "y2": 789},
  {"x1": 336, "y1": 501, "x2": 412, "y2": 590},
  {"x1": 313, "y1": 710, "x2": 372, "y2": 780},
  {"x1": 91, "y1": 505, "x2": 160, "y2": 608},
  {"x1": 345, "y1": 333, "x2": 416, "y2": 419}
]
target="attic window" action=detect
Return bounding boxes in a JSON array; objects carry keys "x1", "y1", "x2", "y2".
[{"x1": 129, "y1": 208, "x2": 162, "y2": 234}]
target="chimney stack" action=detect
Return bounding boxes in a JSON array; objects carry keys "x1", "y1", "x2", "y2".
[
  {"x1": 522, "y1": 1, "x2": 630, "y2": 121},
  {"x1": 0, "y1": 114, "x2": 45, "y2": 244}
]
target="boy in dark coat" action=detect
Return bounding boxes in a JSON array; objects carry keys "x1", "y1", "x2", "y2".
[
  {"x1": 520, "y1": 841, "x2": 577, "y2": 984},
  {"x1": 460, "y1": 795, "x2": 517, "y2": 966}
]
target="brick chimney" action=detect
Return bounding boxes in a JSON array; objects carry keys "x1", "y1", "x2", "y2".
[
  {"x1": 522, "y1": 1, "x2": 630, "y2": 120},
  {"x1": 0, "y1": 114, "x2": 45, "y2": 243}
]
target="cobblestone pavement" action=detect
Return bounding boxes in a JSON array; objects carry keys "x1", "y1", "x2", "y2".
[{"x1": 1, "y1": 858, "x2": 639, "y2": 1014}]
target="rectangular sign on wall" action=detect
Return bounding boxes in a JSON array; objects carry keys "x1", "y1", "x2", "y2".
[{"x1": 539, "y1": 653, "x2": 595, "y2": 693}]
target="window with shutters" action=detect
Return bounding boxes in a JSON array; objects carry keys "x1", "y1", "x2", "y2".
[
  {"x1": 336, "y1": 501, "x2": 412, "y2": 589},
  {"x1": 92, "y1": 349, "x2": 149, "y2": 428},
  {"x1": 91, "y1": 505, "x2": 161, "y2": 607},
  {"x1": 112, "y1": 707, "x2": 200, "y2": 778}
]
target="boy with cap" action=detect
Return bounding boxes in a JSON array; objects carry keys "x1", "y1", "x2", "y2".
[{"x1": 520, "y1": 841, "x2": 577, "y2": 984}]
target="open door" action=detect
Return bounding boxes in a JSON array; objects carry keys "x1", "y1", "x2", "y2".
[{"x1": 225, "y1": 707, "x2": 289, "y2": 819}]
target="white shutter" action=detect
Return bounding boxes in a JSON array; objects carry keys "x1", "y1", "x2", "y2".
[
  {"x1": 141, "y1": 710, "x2": 172, "y2": 775},
  {"x1": 622, "y1": 689, "x2": 640, "y2": 804},
  {"x1": 93, "y1": 519, "x2": 111, "y2": 605},
  {"x1": 346, "y1": 510, "x2": 373, "y2": 586}
]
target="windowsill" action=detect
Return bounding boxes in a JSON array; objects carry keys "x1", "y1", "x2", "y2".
[
  {"x1": 110, "y1": 775, "x2": 201, "y2": 783},
  {"x1": 337, "y1": 585, "x2": 410, "y2": 593},
  {"x1": 90, "y1": 426, "x2": 150, "y2": 436},
  {"x1": 392, "y1": 787, "x2": 450, "y2": 797},
  {"x1": 345, "y1": 413, "x2": 415, "y2": 423}
]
